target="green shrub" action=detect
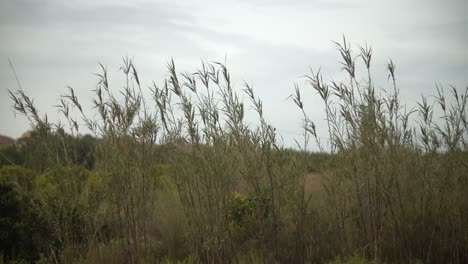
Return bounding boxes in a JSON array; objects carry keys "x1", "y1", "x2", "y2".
[
  {"x1": 326, "y1": 255, "x2": 378, "y2": 264},
  {"x1": 229, "y1": 191, "x2": 270, "y2": 226},
  {"x1": 0, "y1": 182, "x2": 47, "y2": 263},
  {"x1": 0, "y1": 165, "x2": 35, "y2": 193}
]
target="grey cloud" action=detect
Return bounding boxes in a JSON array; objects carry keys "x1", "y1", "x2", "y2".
[
  {"x1": 236, "y1": 0, "x2": 361, "y2": 9},
  {"x1": 1, "y1": 0, "x2": 467, "y2": 147},
  {"x1": 0, "y1": 0, "x2": 192, "y2": 32}
]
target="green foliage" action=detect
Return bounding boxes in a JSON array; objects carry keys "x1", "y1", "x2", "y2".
[
  {"x1": 2, "y1": 131, "x2": 97, "y2": 172},
  {"x1": 326, "y1": 255, "x2": 379, "y2": 264},
  {"x1": 159, "y1": 255, "x2": 194, "y2": 264},
  {"x1": 32, "y1": 166, "x2": 103, "y2": 262},
  {"x1": 326, "y1": 255, "x2": 424, "y2": 264},
  {"x1": 0, "y1": 182, "x2": 47, "y2": 263},
  {"x1": 149, "y1": 164, "x2": 174, "y2": 189},
  {"x1": 34, "y1": 254, "x2": 51, "y2": 264},
  {"x1": 229, "y1": 191, "x2": 270, "y2": 226},
  {"x1": 0, "y1": 146, "x2": 24, "y2": 167},
  {"x1": 0, "y1": 165, "x2": 35, "y2": 193},
  {"x1": 5, "y1": 259, "x2": 29, "y2": 264}
]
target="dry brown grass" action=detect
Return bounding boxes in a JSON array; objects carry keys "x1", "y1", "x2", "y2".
[{"x1": 304, "y1": 173, "x2": 324, "y2": 195}]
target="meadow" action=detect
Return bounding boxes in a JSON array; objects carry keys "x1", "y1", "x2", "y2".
[{"x1": 1, "y1": 38, "x2": 467, "y2": 264}]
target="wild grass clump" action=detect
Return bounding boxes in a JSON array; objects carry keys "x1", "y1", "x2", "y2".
[
  {"x1": 3, "y1": 37, "x2": 467, "y2": 263},
  {"x1": 291, "y1": 36, "x2": 467, "y2": 263}
]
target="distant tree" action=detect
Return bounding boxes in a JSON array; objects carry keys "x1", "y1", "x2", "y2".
[
  {"x1": 0, "y1": 130, "x2": 98, "y2": 172},
  {"x1": 0, "y1": 182, "x2": 48, "y2": 262},
  {"x1": 0, "y1": 145, "x2": 24, "y2": 166}
]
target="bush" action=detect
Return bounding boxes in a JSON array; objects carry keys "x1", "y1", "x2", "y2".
[{"x1": 0, "y1": 182, "x2": 47, "y2": 263}]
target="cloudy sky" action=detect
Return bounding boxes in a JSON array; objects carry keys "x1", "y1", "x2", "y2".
[{"x1": 1, "y1": 0, "x2": 467, "y2": 148}]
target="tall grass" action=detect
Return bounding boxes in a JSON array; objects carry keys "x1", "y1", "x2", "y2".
[
  {"x1": 291, "y1": 37, "x2": 467, "y2": 263},
  {"x1": 4, "y1": 38, "x2": 467, "y2": 263}
]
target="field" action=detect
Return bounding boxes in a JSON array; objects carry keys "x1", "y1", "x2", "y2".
[{"x1": 1, "y1": 39, "x2": 467, "y2": 264}]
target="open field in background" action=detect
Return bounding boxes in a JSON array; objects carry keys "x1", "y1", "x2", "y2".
[{"x1": 1, "y1": 39, "x2": 467, "y2": 264}]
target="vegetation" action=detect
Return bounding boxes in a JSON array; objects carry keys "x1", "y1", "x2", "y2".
[{"x1": 1, "y1": 38, "x2": 467, "y2": 263}]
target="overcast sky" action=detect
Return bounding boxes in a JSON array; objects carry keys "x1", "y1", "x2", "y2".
[{"x1": 1, "y1": 0, "x2": 467, "y2": 148}]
